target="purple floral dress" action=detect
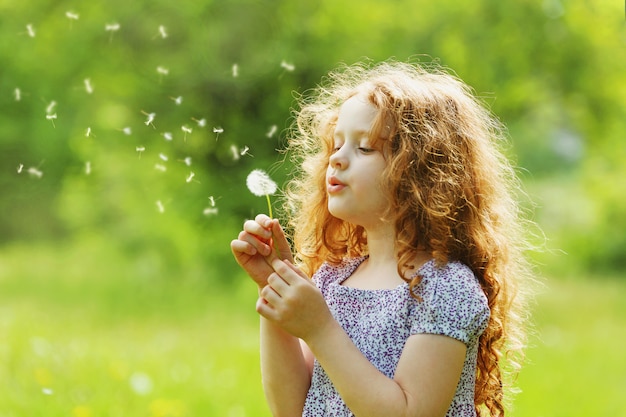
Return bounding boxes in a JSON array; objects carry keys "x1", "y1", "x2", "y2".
[{"x1": 302, "y1": 257, "x2": 490, "y2": 417}]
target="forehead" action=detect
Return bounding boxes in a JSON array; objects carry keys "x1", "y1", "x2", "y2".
[{"x1": 334, "y1": 94, "x2": 379, "y2": 136}]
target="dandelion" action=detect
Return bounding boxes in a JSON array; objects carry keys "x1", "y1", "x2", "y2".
[
  {"x1": 266, "y1": 124, "x2": 277, "y2": 138},
  {"x1": 84, "y1": 78, "x2": 93, "y2": 94},
  {"x1": 26, "y1": 24, "x2": 36, "y2": 38},
  {"x1": 246, "y1": 169, "x2": 277, "y2": 218},
  {"x1": 162, "y1": 132, "x2": 173, "y2": 141}
]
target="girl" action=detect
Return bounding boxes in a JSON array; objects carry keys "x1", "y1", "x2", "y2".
[{"x1": 231, "y1": 61, "x2": 533, "y2": 417}]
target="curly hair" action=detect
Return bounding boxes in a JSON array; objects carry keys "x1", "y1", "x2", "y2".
[{"x1": 282, "y1": 60, "x2": 534, "y2": 416}]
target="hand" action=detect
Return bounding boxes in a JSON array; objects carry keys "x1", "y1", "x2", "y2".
[
  {"x1": 257, "y1": 258, "x2": 334, "y2": 342},
  {"x1": 231, "y1": 214, "x2": 293, "y2": 288}
]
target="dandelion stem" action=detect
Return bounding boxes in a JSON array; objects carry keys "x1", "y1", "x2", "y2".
[{"x1": 265, "y1": 194, "x2": 273, "y2": 219}]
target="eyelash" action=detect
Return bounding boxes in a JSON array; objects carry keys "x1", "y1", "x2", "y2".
[{"x1": 331, "y1": 145, "x2": 375, "y2": 154}]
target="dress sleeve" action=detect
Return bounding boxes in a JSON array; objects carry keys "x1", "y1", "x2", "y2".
[{"x1": 410, "y1": 262, "x2": 490, "y2": 345}]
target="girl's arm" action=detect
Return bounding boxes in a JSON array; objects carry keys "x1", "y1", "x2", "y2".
[
  {"x1": 260, "y1": 258, "x2": 466, "y2": 417},
  {"x1": 231, "y1": 216, "x2": 313, "y2": 415}
]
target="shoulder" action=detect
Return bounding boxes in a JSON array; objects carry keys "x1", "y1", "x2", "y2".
[{"x1": 312, "y1": 257, "x2": 365, "y2": 293}]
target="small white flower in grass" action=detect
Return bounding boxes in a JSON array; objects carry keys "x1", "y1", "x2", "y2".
[{"x1": 246, "y1": 169, "x2": 277, "y2": 218}]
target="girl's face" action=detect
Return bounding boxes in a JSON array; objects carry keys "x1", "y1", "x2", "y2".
[{"x1": 326, "y1": 94, "x2": 389, "y2": 229}]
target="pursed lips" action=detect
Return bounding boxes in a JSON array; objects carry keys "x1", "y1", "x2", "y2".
[{"x1": 327, "y1": 175, "x2": 346, "y2": 194}]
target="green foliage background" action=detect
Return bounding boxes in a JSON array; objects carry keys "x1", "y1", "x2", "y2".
[{"x1": 0, "y1": 0, "x2": 624, "y2": 415}]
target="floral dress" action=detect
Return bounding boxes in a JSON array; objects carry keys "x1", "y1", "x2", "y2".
[{"x1": 302, "y1": 257, "x2": 490, "y2": 417}]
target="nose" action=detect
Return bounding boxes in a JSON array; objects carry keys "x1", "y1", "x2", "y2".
[{"x1": 329, "y1": 145, "x2": 348, "y2": 169}]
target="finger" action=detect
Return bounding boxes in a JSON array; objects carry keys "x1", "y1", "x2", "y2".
[
  {"x1": 243, "y1": 219, "x2": 272, "y2": 242},
  {"x1": 230, "y1": 238, "x2": 257, "y2": 257},
  {"x1": 260, "y1": 284, "x2": 282, "y2": 305},
  {"x1": 271, "y1": 258, "x2": 301, "y2": 285},
  {"x1": 284, "y1": 259, "x2": 309, "y2": 279},
  {"x1": 267, "y1": 272, "x2": 289, "y2": 296},
  {"x1": 270, "y1": 220, "x2": 294, "y2": 262},
  {"x1": 237, "y1": 230, "x2": 272, "y2": 256}
]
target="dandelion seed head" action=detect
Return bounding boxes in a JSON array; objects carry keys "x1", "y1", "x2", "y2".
[{"x1": 246, "y1": 169, "x2": 277, "y2": 197}]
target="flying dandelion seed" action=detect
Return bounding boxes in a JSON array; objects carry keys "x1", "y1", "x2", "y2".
[
  {"x1": 155, "y1": 201, "x2": 164, "y2": 214},
  {"x1": 182, "y1": 156, "x2": 192, "y2": 166},
  {"x1": 230, "y1": 145, "x2": 240, "y2": 161},
  {"x1": 266, "y1": 124, "x2": 277, "y2": 138},
  {"x1": 27, "y1": 167, "x2": 43, "y2": 178},
  {"x1": 46, "y1": 113, "x2": 57, "y2": 127},
  {"x1": 203, "y1": 207, "x2": 218, "y2": 216},
  {"x1": 156, "y1": 66, "x2": 169, "y2": 76},
  {"x1": 84, "y1": 78, "x2": 93, "y2": 94},
  {"x1": 158, "y1": 153, "x2": 168, "y2": 162},
  {"x1": 85, "y1": 161, "x2": 91, "y2": 175},
  {"x1": 192, "y1": 117, "x2": 206, "y2": 127},
  {"x1": 65, "y1": 11, "x2": 79, "y2": 20},
  {"x1": 162, "y1": 132, "x2": 173, "y2": 141},
  {"x1": 105, "y1": 23, "x2": 120, "y2": 32},
  {"x1": 186, "y1": 171, "x2": 195, "y2": 183},
  {"x1": 171, "y1": 96, "x2": 183, "y2": 105},
  {"x1": 181, "y1": 125, "x2": 192, "y2": 141},
  {"x1": 246, "y1": 169, "x2": 277, "y2": 218},
  {"x1": 142, "y1": 111, "x2": 156, "y2": 127},
  {"x1": 42, "y1": 388, "x2": 54, "y2": 396},
  {"x1": 85, "y1": 127, "x2": 92, "y2": 137},
  {"x1": 17, "y1": 164, "x2": 24, "y2": 174},
  {"x1": 26, "y1": 24, "x2": 35, "y2": 38},
  {"x1": 157, "y1": 25, "x2": 167, "y2": 39},
  {"x1": 14, "y1": 88, "x2": 21, "y2": 101},
  {"x1": 280, "y1": 60, "x2": 295, "y2": 72},
  {"x1": 208, "y1": 195, "x2": 216, "y2": 207},
  {"x1": 46, "y1": 100, "x2": 57, "y2": 114},
  {"x1": 155, "y1": 164, "x2": 167, "y2": 172},
  {"x1": 213, "y1": 126, "x2": 223, "y2": 140},
  {"x1": 136, "y1": 146, "x2": 145, "y2": 158},
  {"x1": 232, "y1": 63, "x2": 239, "y2": 77},
  {"x1": 240, "y1": 146, "x2": 253, "y2": 157},
  {"x1": 122, "y1": 127, "x2": 132, "y2": 135}
]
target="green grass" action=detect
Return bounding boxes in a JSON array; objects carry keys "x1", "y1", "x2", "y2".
[{"x1": 0, "y1": 241, "x2": 624, "y2": 416}]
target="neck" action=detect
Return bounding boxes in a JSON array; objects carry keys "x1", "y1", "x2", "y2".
[{"x1": 363, "y1": 223, "x2": 397, "y2": 266}]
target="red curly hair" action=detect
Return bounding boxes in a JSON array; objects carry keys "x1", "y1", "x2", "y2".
[{"x1": 282, "y1": 60, "x2": 535, "y2": 416}]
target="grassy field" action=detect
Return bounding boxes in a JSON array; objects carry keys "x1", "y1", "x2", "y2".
[{"x1": 0, "y1": 241, "x2": 624, "y2": 416}]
